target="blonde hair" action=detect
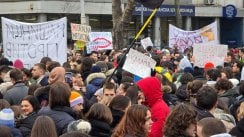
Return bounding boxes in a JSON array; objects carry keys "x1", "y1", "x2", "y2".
[{"x1": 237, "y1": 102, "x2": 244, "y2": 121}]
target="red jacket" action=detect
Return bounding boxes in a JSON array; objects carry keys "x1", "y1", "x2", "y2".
[{"x1": 137, "y1": 77, "x2": 170, "y2": 137}]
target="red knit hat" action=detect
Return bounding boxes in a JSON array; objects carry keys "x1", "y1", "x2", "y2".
[
  {"x1": 13, "y1": 59, "x2": 24, "y2": 69},
  {"x1": 204, "y1": 62, "x2": 215, "y2": 70}
]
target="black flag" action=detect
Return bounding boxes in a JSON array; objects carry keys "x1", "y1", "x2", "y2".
[{"x1": 135, "y1": 0, "x2": 164, "y2": 9}]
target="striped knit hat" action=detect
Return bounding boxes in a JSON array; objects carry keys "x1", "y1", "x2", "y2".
[
  {"x1": 69, "y1": 91, "x2": 84, "y2": 107},
  {"x1": 0, "y1": 108, "x2": 14, "y2": 128}
]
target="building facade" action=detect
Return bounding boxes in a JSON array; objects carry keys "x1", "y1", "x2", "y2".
[{"x1": 0, "y1": 0, "x2": 243, "y2": 48}]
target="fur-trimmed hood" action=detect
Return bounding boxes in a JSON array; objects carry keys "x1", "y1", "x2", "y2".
[
  {"x1": 3, "y1": 71, "x2": 11, "y2": 82},
  {"x1": 86, "y1": 72, "x2": 106, "y2": 84}
]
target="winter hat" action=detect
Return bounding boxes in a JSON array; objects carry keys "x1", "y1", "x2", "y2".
[
  {"x1": 90, "y1": 65, "x2": 101, "y2": 73},
  {"x1": 67, "y1": 119, "x2": 91, "y2": 134},
  {"x1": 94, "y1": 88, "x2": 103, "y2": 97},
  {"x1": 204, "y1": 62, "x2": 215, "y2": 70},
  {"x1": 229, "y1": 78, "x2": 239, "y2": 87},
  {"x1": 184, "y1": 67, "x2": 194, "y2": 74},
  {"x1": 69, "y1": 91, "x2": 84, "y2": 107},
  {"x1": 13, "y1": 59, "x2": 24, "y2": 69},
  {"x1": 0, "y1": 108, "x2": 14, "y2": 128},
  {"x1": 65, "y1": 72, "x2": 73, "y2": 86},
  {"x1": 96, "y1": 61, "x2": 108, "y2": 73}
]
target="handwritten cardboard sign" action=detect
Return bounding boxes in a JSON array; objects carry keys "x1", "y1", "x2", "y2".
[
  {"x1": 141, "y1": 37, "x2": 153, "y2": 49},
  {"x1": 1, "y1": 17, "x2": 67, "y2": 68},
  {"x1": 193, "y1": 44, "x2": 228, "y2": 68},
  {"x1": 123, "y1": 49, "x2": 156, "y2": 78},
  {"x1": 71, "y1": 23, "x2": 91, "y2": 42}
]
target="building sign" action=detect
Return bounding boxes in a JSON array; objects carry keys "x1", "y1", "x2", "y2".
[
  {"x1": 134, "y1": 4, "x2": 195, "y2": 16},
  {"x1": 223, "y1": 4, "x2": 237, "y2": 19}
]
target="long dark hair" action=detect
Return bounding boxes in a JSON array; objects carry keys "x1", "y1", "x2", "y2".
[
  {"x1": 49, "y1": 82, "x2": 71, "y2": 109},
  {"x1": 112, "y1": 104, "x2": 150, "y2": 137},
  {"x1": 30, "y1": 115, "x2": 57, "y2": 137}
]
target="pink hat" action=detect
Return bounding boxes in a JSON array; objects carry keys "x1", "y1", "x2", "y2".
[{"x1": 13, "y1": 59, "x2": 24, "y2": 69}]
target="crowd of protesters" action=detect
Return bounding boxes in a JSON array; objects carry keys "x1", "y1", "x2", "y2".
[{"x1": 0, "y1": 45, "x2": 244, "y2": 137}]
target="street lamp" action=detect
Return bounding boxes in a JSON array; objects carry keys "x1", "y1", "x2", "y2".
[{"x1": 80, "y1": 0, "x2": 86, "y2": 24}]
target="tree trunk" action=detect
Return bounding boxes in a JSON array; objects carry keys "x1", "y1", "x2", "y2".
[{"x1": 112, "y1": 0, "x2": 135, "y2": 50}]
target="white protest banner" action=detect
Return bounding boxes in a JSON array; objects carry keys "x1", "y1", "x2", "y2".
[
  {"x1": 1, "y1": 17, "x2": 67, "y2": 68},
  {"x1": 169, "y1": 21, "x2": 218, "y2": 52},
  {"x1": 88, "y1": 32, "x2": 113, "y2": 51},
  {"x1": 193, "y1": 44, "x2": 228, "y2": 68},
  {"x1": 71, "y1": 23, "x2": 91, "y2": 42},
  {"x1": 123, "y1": 49, "x2": 156, "y2": 78},
  {"x1": 140, "y1": 37, "x2": 153, "y2": 49}
]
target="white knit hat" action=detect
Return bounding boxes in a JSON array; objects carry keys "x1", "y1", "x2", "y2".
[
  {"x1": 0, "y1": 108, "x2": 14, "y2": 128},
  {"x1": 67, "y1": 119, "x2": 91, "y2": 134}
]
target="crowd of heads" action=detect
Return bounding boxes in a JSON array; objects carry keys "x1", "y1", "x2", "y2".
[{"x1": 0, "y1": 46, "x2": 243, "y2": 137}]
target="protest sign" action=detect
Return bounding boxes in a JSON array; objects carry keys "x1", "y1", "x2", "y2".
[
  {"x1": 141, "y1": 37, "x2": 153, "y2": 49},
  {"x1": 74, "y1": 41, "x2": 85, "y2": 51},
  {"x1": 86, "y1": 42, "x2": 99, "y2": 54},
  {"x1": 169, "y1": 21, "x2": 218, "y2": 52},
  {"x1": 88, "y1": 32, "x2": 113, "y2": 52},
  {"x1": 71, "y1": 23, "x2": 91, "y2": 42},
  {"x1": 123, "y1": 49, "x2": 156, "y2": 78},
  {"x1": 193, "y1": 44, "x2": 228, "y2": 68},
  {"x1": 1, "y1": 17, "x2": 67, "y2": 68}
]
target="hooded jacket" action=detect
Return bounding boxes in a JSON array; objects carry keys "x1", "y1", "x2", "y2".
[
  {"x1": 48, "y1": 67, "x2": 65, "y2": 85},
  {"x1": 86, "y1": 73, "x2": 106, "y2": 100},
  {"x1": 137, "y1": 77, "x2": 170, "y2": 137},
  {"x1": 0, "y1": 71, "x2": 13, "y2": 95}
]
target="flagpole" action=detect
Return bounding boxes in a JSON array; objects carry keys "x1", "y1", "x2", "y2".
[{"x1": 107, "y1": 8, "x2": 158, "y2": 83}]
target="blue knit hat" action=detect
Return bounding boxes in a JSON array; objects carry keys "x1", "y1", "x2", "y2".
[
  {"x1": 0, "y1": 108, "x2": 14, "y2": 128},
  {"x1": 184, "y1": 67, "x2": 194, "y2": 74}
]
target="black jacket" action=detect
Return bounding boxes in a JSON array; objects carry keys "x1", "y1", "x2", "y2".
[
  {"x1": 39, "y1": 76, "x2": 49, "y2": 86},
  {"x1": 16, "y1": 112, "x2": 38, "y2": 137},
  {"x1": 229, "y1": 118, "x2": 244, "y2": 137},
  {"x1": 89, "y1": 119, "x2": 111, "y2": 137},
  {"x1": 192, "y1": 104, "x2": 214, "y2": 121}
]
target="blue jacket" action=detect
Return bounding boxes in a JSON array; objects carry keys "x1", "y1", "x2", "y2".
[
  {"x1": 38, "y1": 106, "x2": 75, "y2": 135},
  {"x1": 85, "y1": 73, "x2": 106, "y2": 99}
]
